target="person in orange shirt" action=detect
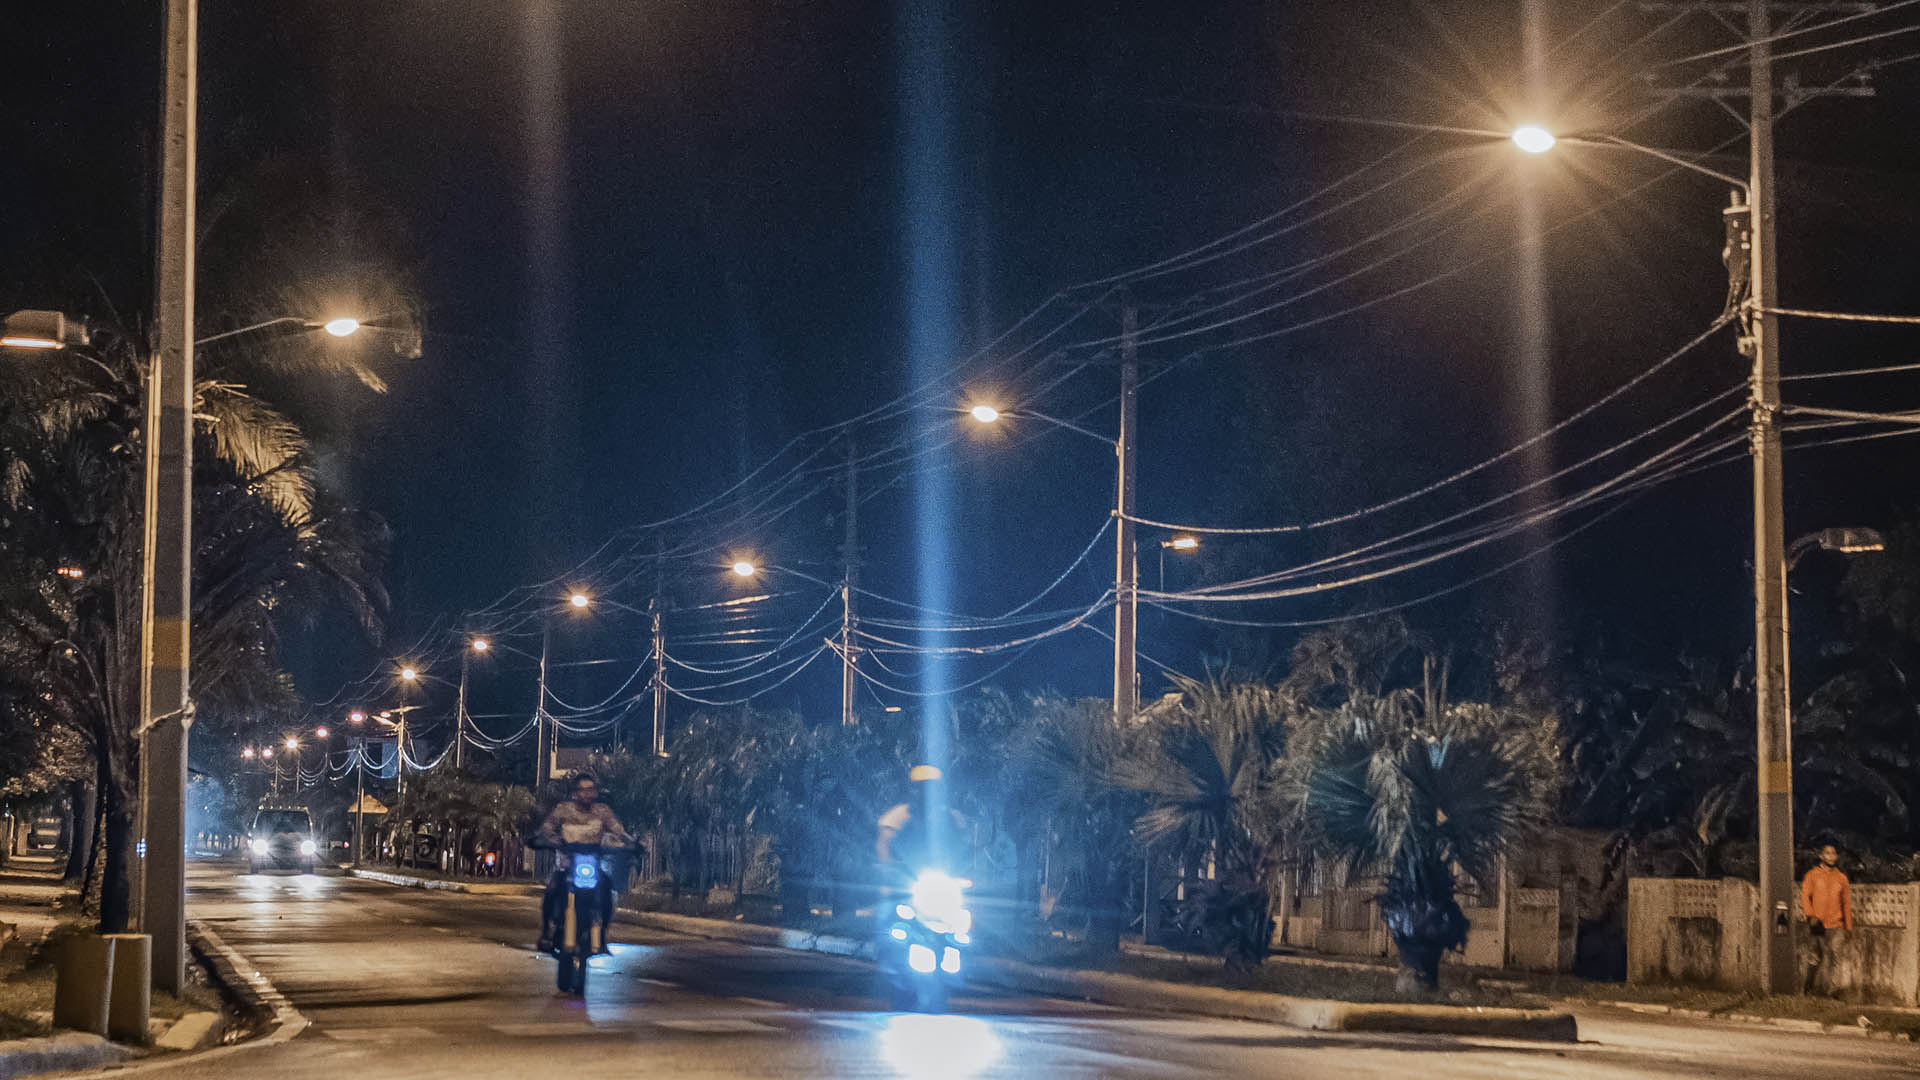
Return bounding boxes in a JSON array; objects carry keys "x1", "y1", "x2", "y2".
[{"x1": 1801, "y1": 843, "x2": 1853, "y2": 994}]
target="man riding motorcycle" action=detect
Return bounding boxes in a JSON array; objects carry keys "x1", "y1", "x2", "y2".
[{"x1": 534, "y1": 771, "x2": 632, "y2": 954}]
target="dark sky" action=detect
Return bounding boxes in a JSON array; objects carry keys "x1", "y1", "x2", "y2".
[{"x1": 8, "y1": 1, "x2": 1920, "y2": 741}]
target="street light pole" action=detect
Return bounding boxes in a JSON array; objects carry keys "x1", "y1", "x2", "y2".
[
  {"x1": 1744, "y1": 0, "x2": 1796, "y2": 996},
  {"x1": 1114, "y1": 303, "x2": 1140, "y2": 724},
  {"x1": 137, "y1": 0, "x2": 196, "y2": 994}
]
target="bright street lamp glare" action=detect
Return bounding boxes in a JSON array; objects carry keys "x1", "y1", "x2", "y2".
[
  {"x1": 570, "y1": 593, "x2": 590, "y2": 608},
  {"x1": 0, "y1": 335, "x2": 61, "y2": 350},
  {"x1": 1170, "y1": 535, "x2": 1199, "y2": 550},
  {"x1": 241, "y1": 747, "x2": 254, "y2": 759},
  {"x1": 315, "y1": 726, "x2": 329, "y2": 739},
  {"x1": 349, "y1": 710, "x2": 366, "y2": 724},
  {"x1": 970, "y1": 404, "x2": 1001, "y2": 424},
  {"x1": 322, "y1": 317, "x2": 361, "y2": 337},
  {"x1": 1512, "y1": 125, "x2": 1556, "y2": 154},
  {"x1": 471, "y1": 637, "x2": 490, "y2": 652},
  {"x1": 400, "y1": 666, "x2": 418, "y2": 681},
  {"x1": 284, "y1": 736, "x2": 299, "y2": 751},
  {"x1": 732, "y1": 561, "x2": 756, "y2": 578}
]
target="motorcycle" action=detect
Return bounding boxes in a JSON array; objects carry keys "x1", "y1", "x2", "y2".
[
  {"x1": 545, "y1": 840, "x2": 623, "y2": 996},
  {"x1": 883, "y1": 869, "x2": 972, "y2": 1012}
]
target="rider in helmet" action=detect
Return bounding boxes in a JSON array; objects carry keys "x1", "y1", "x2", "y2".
[
  {"x1": 877, "y1": 764, "x2": 961, "y2": 882},
  {"x1": 535, "y1": 771, "x2": 632, "y2": 954}
]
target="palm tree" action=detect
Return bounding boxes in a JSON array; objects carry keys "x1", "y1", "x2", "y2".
[
  {"x1": 0, "y1": 321, "x2": 389, "y2": 929},
  {"x1": 1112, "y1": 674, "x2": 1287, "y2": 969},
  {"x1": 1014, "y1": 695, "x2": 1145, "y2": 955},
  {"x1": 1286, "y1": 669, "x2": 1561, "y2": 991}
]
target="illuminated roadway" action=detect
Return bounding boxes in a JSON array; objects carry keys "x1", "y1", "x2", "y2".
[{"x1": 102, "y1": 863, "x2": 1920, "y2": 1079}]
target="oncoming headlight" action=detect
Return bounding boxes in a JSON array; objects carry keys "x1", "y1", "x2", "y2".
[
  {"x1": 250, "y1": 838, "x2": 268, "y2": 856},
  {"x1": 909, "y1": 871, "x2": 972, "y2": 933},
  {"x1": 299, "y1": 839, "x2": 317, "y2": 856}
]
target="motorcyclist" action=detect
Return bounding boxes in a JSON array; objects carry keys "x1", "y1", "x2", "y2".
[
  {"x1": 877, "y1": 764, "x2": 964, "y2": 885},
  {"x1": 534, "y1": 771, "x2": 632, "y2": 954}
]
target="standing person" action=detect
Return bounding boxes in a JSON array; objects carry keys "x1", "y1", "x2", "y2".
[{"x1": 1801, "y1": 843, "x2": 1853, "y2": 994}]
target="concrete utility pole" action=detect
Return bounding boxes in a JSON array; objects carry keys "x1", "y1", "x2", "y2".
[
  {"x1": 533, "y1": 622, "x2": 551, "y2": 785},
  {"x1": 1640, "y1": 0, "x2": 1876, "y2": 995},
  {"x1": 1113, "y1": 303, "x2": 1139, "y2": 724},
  {"x1": 137, "y1": 0, "x2": 196, "y2": 995},
  {"x1": 649, "y1": 604, "x2": 668, "y2": 756},
  {"x1": 1745, "y1": 0, "x2": 1795, "y2": 996},
  {"x1": 840, "y1": 435, "x2": 860, "y2": 726},
  {"x1": 454, "y1": 646, "x2": 471, "y2": 772}
]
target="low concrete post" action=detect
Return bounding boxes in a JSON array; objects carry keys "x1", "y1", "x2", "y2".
[
  {"x1": 52, "y1": 934, "x2": 115, "y2": 1035},
  {"x1": 105, "y1": 933, "x2": 152, "y2": 1043}
]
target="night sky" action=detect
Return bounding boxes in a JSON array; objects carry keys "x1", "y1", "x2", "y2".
[{"x1": 7, "y1": 1, "x2": 1920, "y2": 750}]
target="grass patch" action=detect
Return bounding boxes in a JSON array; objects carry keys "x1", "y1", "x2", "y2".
[{"x1": 0, "y1": 967, "x2": 55, "y2": 1041}]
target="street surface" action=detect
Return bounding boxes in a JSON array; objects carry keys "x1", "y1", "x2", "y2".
[{"x1": 99, "y1": 861, "x2": 1920, "y2": 1078}]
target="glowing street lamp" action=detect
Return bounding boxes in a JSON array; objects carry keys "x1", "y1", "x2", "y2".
[
  {"x1": 731, "y1": 560, "x2": 757, "y2": 578},
  {"x1": 241, "y1": 747, "x2": 255, "y2": 759},
  {"x1": 323, "y1": 317, "x2": 361, "y2": 337},
  {"x1": 1166, "y1": 536, "x2": 1199, "y2": 551},
  {"x1": 570, "y1": 592, "x2": 591, "y2": 609},
  {"x1": 314, "y1": 726, "x2": 329, "y2": 739},
  {"x1": 470, "y1": 637, "x2": 490, "y2": 653},
  {"x1": 1511, "y1": 125, "x2": 1556, "y2": 154},
  {"x1": 399, "y1": 666, "x2": 418, "y2": 682},
  {"x1": 262, "y1": 747, "x2": 274, "y2": 759},
  {"x1": 349, "y1": 710, "x2": 366, "y2": 725},
  {"x1": 284, "y1": 735, "x2": 300, "y2": 751},
  {"x1": 969, "y1": 404, "x2": 1000, "y2": 423}
]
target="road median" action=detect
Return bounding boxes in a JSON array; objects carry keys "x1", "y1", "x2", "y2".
[
  {"x1": 606, "y1": 905, "x2": 1577, "y2": 1042},
  {"x1": 351, "y1": 869, "x2": 1576, "y2": 1041}
]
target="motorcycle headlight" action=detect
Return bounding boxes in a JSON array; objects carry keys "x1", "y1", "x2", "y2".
[
  {"x1": 909, "y1": 871, "x2": 971, "y2": 933},
  {"x1": 299, "y1": 839, "x2": 317, "y2": 856},
  {"x1": 250, "y1": 838, "x2": 268, "y2": 856}
]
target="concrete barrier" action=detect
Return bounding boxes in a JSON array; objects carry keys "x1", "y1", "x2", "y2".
[
  {"x1": 51, "y1": 934, "x2": 113, "y2": 1036},
  {"x1": 104, "y1": 933, "x2": 151, "y2": 1044}
]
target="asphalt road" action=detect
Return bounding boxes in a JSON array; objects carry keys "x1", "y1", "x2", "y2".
[{"x1": 97, "y1": 862, "x2": 1920, "y2": 1079}]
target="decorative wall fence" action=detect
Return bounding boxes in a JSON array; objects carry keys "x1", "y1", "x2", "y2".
[
  {"x1": 1628, "y1": 877, "x2": 1920, "y2": 1003},
  {"x1": 1278, "y1": 871, "x2": 1568, "y2": 972}
]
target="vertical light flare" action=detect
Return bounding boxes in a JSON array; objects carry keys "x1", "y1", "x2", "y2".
[
  {"x1": 520, "y1": 1, "x2": 576, "y2": 557},
  {"x1": 898, "y1": 0, "x2": 961, "y2": 864},
  {"x1": 1513, "y1": 0, "x2": 1558, "y2": 643}
]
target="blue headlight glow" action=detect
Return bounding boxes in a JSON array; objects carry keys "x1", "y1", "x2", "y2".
[{"x1": 571, "y1": 855, "x2": 599, "y2": 889}]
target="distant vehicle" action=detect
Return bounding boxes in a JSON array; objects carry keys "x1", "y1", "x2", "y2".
[
  {"x1": 27, "y1": 817, "x2": 61, "y2": 850},
  {"x1": 248, "y1": 806, "x2": 318, "y2": 874}
]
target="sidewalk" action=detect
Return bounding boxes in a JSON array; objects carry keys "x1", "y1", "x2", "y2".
[
  {"x1": 0, "y1": 855, "x2": 78, "y2": 967},
  {"x1": 0, "y1": 853, "x2": 226, "y2": 1078}
]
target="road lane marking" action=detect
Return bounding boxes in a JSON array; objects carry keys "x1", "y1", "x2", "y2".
[
  {"x1": 323, "y1": 1026, "x2": 441, "y2": 1041},
  {"x1": 655, "y1": 1019, "x2": 780, "y2": 1033},
  {"x1": 489, "y1": 1021, "x2": 606, "y2": 1037},
  {"x1": 730, "y1": 996, "x2": 785, "y2": 1008}
]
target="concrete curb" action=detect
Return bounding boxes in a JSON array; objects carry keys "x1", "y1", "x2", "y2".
[
  {"x1": 608, "y1": 908, "x2": 1576, "y2": 1042},
  {"x1": 0, "y1": 1032, "x2": 130, "y2": 1079},
  {"x1": 1571, "y1": 998, "x2": 1916, "y2": 1042},
  {"x1": 184, "y1": 920, "x2": 307, "y2": 1049},
  {"x1": 152, "y1": 1012, "x2": 223, "y2": 1052}
]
